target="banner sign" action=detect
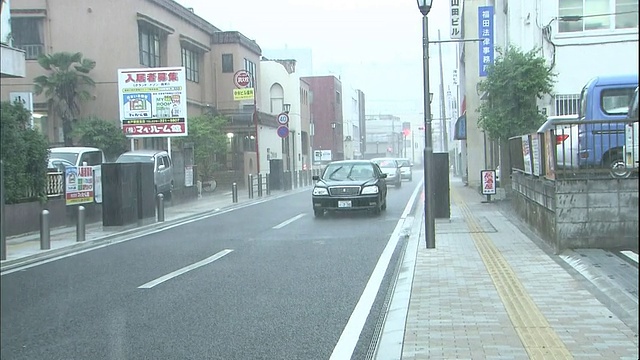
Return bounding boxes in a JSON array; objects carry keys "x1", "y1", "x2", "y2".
[
  {"x1": 117, "y1": 67, "x2": 188, "y2": 137},
  {"x1": 478, "y1": 6, "x2": 494, "y2": 77},
  {"x1": 65, "y1": 166, "x2": 94, "y2": 205},
  {"x1": 450, "y1": 0, "x2": 462, "y2": 39},
  {"x1": 481, "y1": 169, "x2": 497, "y2": 195}
]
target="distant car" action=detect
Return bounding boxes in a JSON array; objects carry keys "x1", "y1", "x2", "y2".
[
  {"x1": 311, "y1": 160, "x2": 388, "y2": 217},
  {"x1": 115, "y1": 150, "x2": 174, "y2": 196},
  {"x1": 395, "y1": 158, "x2": 413, "y2": 181},
  {"x1": 371, "y1": 157, "x2": 402, "y2": 187}
]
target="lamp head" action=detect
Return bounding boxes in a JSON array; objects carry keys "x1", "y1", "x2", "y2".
[{"x1": 416, "y1": 0, "x2": 433, "y2": 16}]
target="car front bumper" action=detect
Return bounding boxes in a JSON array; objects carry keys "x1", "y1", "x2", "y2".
[{"x1": 312, "y1": 195, "x2": 380, "y2": 211}]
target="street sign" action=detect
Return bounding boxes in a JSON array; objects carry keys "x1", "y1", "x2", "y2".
[
  {"x1": 277, "y1": 125, "x2": 289, "y2": 138},
  {"x1": 277, "y1": 112, "x2": 289, "y2": 125},
  {"x1": 233, "y1": 70, "x2": 251, "y2": 88},
  {"x1": 481, "y1": 170, "x2": 496, "y2": 195}
]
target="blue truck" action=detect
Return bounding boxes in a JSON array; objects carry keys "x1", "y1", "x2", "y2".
[{"x1": 577, "y1": 74, "x2": 638, "y2": 177}]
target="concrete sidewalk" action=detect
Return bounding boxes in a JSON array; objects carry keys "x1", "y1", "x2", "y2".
[
  {"x1": 1, "y1": 186, "x2": 308, "y2": 271},
  {"x1": 378, "y1": 177, "x2": 639, "y2": 359}
]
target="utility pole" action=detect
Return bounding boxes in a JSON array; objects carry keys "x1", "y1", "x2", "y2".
[{"x1": 438, "y1": 29, "x2": 448, "y2": 153}]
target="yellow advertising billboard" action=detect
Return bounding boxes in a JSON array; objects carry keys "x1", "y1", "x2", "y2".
[{"x1": 233, "y1": 88, "x2": 255, "y2": 101}]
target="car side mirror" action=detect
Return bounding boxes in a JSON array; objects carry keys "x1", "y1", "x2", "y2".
[
  {"x1": 158, "y1": 164, "x2": 166, "y2": 170},
  {"x1": 380, "y1": 173, "x2": 388, "y2": 178},
  {"x1": 312, "y1": 175, "x2": 319, "y2": 180}
]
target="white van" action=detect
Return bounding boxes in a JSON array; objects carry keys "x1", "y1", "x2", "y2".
[{"x1": 49, "y1": 147, "x2": 106, "y2": 203}]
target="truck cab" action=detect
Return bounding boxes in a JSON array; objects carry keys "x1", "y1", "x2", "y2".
[{"x1": 577, "y1": 74, "x2": 638, "y2": 178}]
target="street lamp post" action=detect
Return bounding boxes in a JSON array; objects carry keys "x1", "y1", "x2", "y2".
[{"x1": 417, "y1": 0, "x2": 435, "y2": 249}]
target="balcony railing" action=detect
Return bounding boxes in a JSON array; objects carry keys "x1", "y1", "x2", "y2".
[{"x1": 16, "y1": 44, "x2": 44, "y2": 60}]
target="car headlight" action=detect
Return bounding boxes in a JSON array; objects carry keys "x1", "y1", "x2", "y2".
[
  {"x1": 312, "y1": 187, "x2": 329, "y2": 195},
  {"x1": 361, "y1": 185, "x2": 379, "y2": 194}
]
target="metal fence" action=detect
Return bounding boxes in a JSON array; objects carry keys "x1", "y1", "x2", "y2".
[{"x1": 509, "y1": 118, "x2": 639, "y2": 180}]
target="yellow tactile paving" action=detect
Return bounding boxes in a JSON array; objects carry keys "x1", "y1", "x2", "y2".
[{"x1": 451, "y1": 188, "x2": 574, "y2": 360}]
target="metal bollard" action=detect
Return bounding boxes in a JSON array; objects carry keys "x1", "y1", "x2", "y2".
[
  {"x1": 232, "y1": 182, "x2": 238, "y2": 203},
  {"x1": 157, "y1": 193, "x2": 165, "y2": 222},
  {"x1": 76, "y1": 206, "x2": 86, "y2": 242},
  {"x1": 40, "y1": 210, "x2": 50, "y2": 250},
  {"x1": 248, "y1": 174, "x2": 254, "y2": 199},
  {"x1": 266, "y1": 175, "x2": 270, "y2": 195},
  {"x1": 257, "y1": 174, "x2": 263, "y2": 197}
]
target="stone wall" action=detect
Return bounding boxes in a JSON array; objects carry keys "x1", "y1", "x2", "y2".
[{"x1": 511, "y1": 172, "x2": 638, "y2": 252}]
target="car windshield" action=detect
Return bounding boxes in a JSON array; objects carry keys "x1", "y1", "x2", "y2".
[
  {"x1": 116, "y1": 155, "x2": 154, "y2": 163},
  {"x1": 323, "y1": 163, "x2": 374, "y2": 181},
  {"x1": 373, "y1": 159, "x2": 396, "y2": 168},
  {"x1": 49, "y1": 152, "x2": 78, "y2": 164}
]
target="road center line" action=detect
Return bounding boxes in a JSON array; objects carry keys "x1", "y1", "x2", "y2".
[
  {"x1": 330, "y1": 180, "x2": 423, "y2": 360},
  {"x1": 138, "y1": 249, "x2": 233, "y2": 289},
  {"x1": 272, "y1": 213, "x2": 306, "y2": 229}
]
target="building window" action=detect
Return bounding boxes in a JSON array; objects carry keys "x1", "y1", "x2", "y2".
[
  {"x1": 222, "y1": 53, "x2": 234, "y2": 73},
  {"x1": 558, "y1": 0, "x2": 638, "y2": 32},
  {"x1": 244, "y1": 58, "x2": 256, "y2": 87},
  {"x1": 181, "y1": 47, "x2": 200, "y2": 83},
  {"x1": 138, "y1": 24, "x2": 162, "y2": 67},
  {"x1": 616, "y1": 0, "x2": 638, "y2": 29},
  {"x1": 336, "y1": 91, "x2": 341, "y2": 104},
  {"x1": 11, "y1": 17, "x2": 44, "y2": 60},
  {"x1": 554, "y1": 94, "x2": 581, "y2": 115}
]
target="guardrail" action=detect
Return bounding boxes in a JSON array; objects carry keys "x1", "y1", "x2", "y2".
[{"x1": 508, "y1": 118, "x2": 638, "y2": 180}]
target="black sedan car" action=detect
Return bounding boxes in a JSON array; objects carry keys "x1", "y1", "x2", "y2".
[{"x1": 311, "y1": 160, "x2": 388, "y2": 217}]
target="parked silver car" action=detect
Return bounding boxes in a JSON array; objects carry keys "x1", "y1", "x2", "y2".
[{"x1": 115, "y1": 150, "x2": 174, "y2": 196}]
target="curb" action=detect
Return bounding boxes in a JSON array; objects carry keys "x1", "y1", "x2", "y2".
[{"x1": 0, "y1": 187, "x2": 310, "y2": 273}]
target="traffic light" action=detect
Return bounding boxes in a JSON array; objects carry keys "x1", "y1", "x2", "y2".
[{"x1": 402, "y1": 128, "x2": 411, "y2": 137}]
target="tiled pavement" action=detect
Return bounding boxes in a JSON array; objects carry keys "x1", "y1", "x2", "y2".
[{"x1": 380, "y1": 177, "x2": 638, "y2": 360}]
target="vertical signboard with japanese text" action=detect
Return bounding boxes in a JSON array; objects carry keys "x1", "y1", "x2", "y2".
[
  {"x1": 481, "y1": 170, "x2": 496, "y2": 195},
  {"x1": 65, "y1": 166, "x2": 94, "y2": 205},
  {"x1": 478, "y1": 6, "x2": 494, "y2": 77},
  {"x1": 450, "y1": 0, "x2": 462, "y2": 39},
  {"x1": 117, "y1": 67, "x2": 188, "y2": 137}
]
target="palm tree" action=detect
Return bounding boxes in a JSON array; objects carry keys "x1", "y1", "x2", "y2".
[{"x1": 33, "y1": 52, "x2": 96, "y2": 146}]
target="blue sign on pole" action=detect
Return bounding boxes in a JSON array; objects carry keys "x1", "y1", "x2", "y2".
[
  {"x1": 277, "y1": 125, "x2": 289, "y2": 138},
  {"x1": 478, "y1": 6, "x2": 494, "y2": 77}
]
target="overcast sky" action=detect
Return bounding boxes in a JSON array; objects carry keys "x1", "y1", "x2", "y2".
[{"x1": 174, "y1": 0, "x2": 458, "y2": 125}]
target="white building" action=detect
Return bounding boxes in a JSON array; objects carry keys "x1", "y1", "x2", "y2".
[
  {"x1": 341, "y1": 83, "x2": 362, "y2": 160},
  {"x1": 457, "y1": 0, "x2": 639, "y2": 189},
  {"x1": 1, "y1": 0, "x2": 26, "y2": 79}
]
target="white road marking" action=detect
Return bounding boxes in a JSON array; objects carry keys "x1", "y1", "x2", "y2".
[
  {"x1": 272, "y1": 213, "x2": 306, "y2": 229},
  {"x1": 330, "y1": 180, "x2": 424, "y2": 360},
  {"x1": 1, "y1": 189, "x2": 307, "y2": 276},
  {"x1": 138, "y1": 249, "x2": 233, "y2": 289},
  {"x1": 621, "y1": 250, "x2": 639, "y2": 263}
]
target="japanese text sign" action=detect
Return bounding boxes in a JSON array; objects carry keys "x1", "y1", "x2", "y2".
[
  {"x1": 478, "y1": 6, "x2": 494, "y2": 77},
  {"x1": 117, "y1": 67, "x2": 188, "y2": 137},
  {"x1": 481, "y1": 169, "x2": 496, "y2": 195},
  {"x1": 65, "y1": 166, "x2": 94, "y2": 205},
  {"x1": 450, "y1": 0, "x2": 462, "y2": 39},
  {"x1": 233, "y1": 88, "x2": 255, "y2": 101}
]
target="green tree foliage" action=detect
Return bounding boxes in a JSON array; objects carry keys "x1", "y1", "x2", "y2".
[
  {"x1": 33, "y1": 52, "x2": 96, "y2": 146},
  {"x1": 174, "y1": 114, "x2": 229, "y2": 181},
  {"x1": 477, "y1": 46, "x2": 556, "y2": 140},
  {"x1": 72, "y1": 117, "x2": 128, "y2": 161},
  {"x1": 1, "y1": 101, "x2": 50, "y2": 204}
]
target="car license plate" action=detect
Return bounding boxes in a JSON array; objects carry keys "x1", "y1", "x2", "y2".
[{"x1": 338, "y1": 200, "x2": 352, "y2": 208}]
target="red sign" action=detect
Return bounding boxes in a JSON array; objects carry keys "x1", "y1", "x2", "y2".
[
  {"x1": 234, "y1": 70, "x2": 251, "y2": 88},
  {"x1": 123, "y1": 123, "x2": 186, "y2": 137}
]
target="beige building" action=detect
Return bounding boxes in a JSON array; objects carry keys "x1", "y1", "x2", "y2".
[{"x1": 1, "y1": 0, "x2": 272, "y2": 164}]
